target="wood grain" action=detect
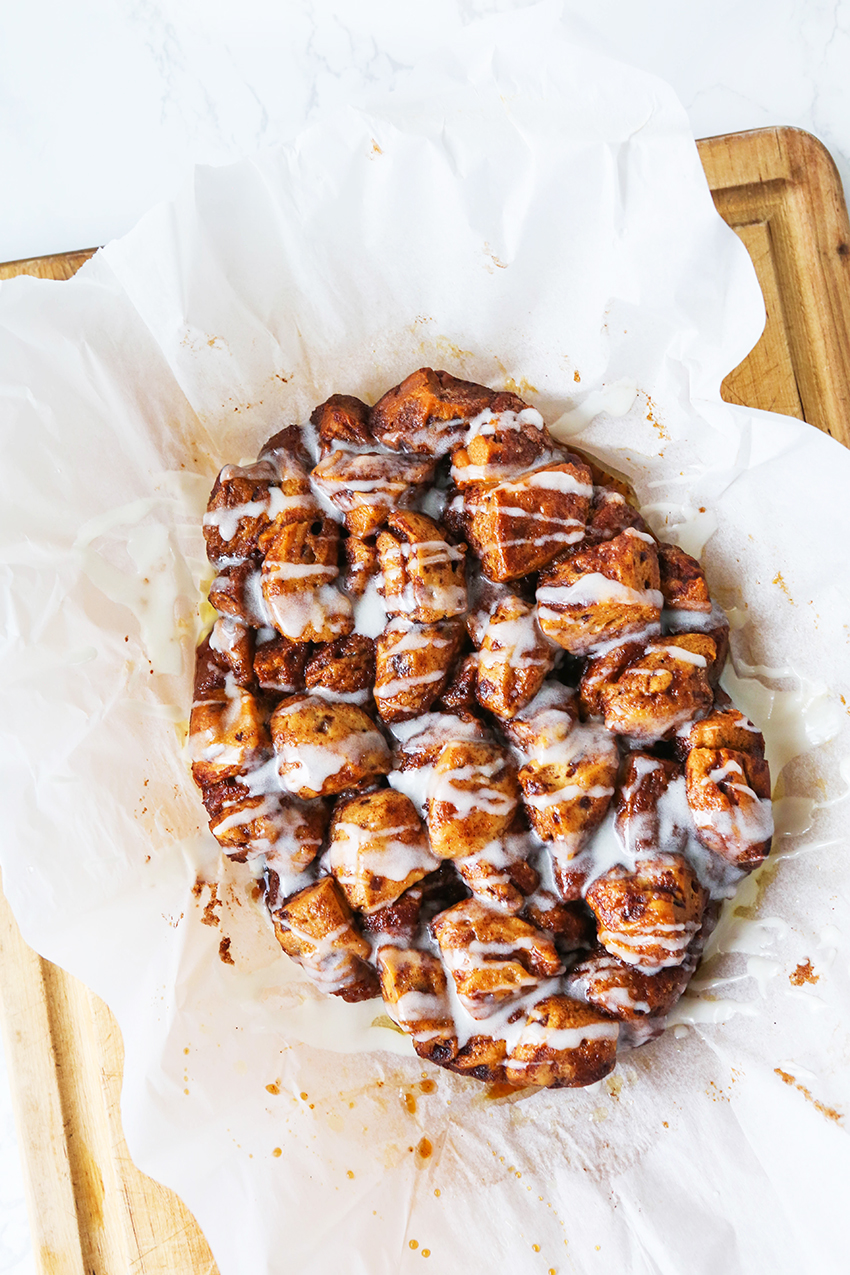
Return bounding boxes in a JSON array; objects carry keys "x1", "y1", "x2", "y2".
[{"x1": 1, "y1": 126, "x2": 849, "y2": 1274}]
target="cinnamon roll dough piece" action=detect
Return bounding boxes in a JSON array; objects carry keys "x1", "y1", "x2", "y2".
[
  {"x1": 377, "y1": 510, "x2": 467, "y2": 623},
  {"x1": 598, "y1": 633, "x2": 716, "y2": 742},
  {"x1": 272, "y1": 876, "x2": 378, "y2": 1002},
  {"x1": 374, "y1": 618, "x2": 465, "y2": 724},
  {"x1": 270, "y1": 695, "x2": 390, "y2": 798},
  {"x1": 376, "y1": 946, "x2": 457, "y2": 1058},
  {"x1": 328, "y1": 789, "x2": 439, "y2": 914},
  {"x1": 260, "y1": 514, "x2": 353, "y2": 644},
  {"x1": 426, "y1": 740, "x2": 520, "y2": 859},
  {"x1": 310, "y1": 393, "x2": 373, "y2": 454},
  {"x1": 475, "y1": 596, "x2": 555, "y2": 720},
  {"x1": 536, "y1": 528, "x2": 662, "y2": 655},
  {"x1": 369, "y1": 367, "x2": 522, "y2": 457},
  {"x1": 189, "y1": 686, "x2": 270, "y2": 790},
  {"x1": 505, "y1": 995, "x2": 619, "y2": 1088},
  {"x1": 203, "y1": 457, "x2": 314, "y2": 567},
  {"x1": 311, "y1": 449, "x2": 435, "y2": 537},
  {"x1": 585, "y1": 854, "x2": 708, "y2": 971},
  {"x1": 685, "y1": 746, "x2": 773, "y2": 870}
]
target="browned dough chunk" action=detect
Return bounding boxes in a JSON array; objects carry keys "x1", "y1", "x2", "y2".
[
  {"x1": 257, "y1": 424, "x2": 313, "y2": 472},
  {"x1": 578, "y1": 641, "x2": 645, "y2": 719},
  {"x1": 343, "y1": 535, "x2": 380, "y2": 596},
  {"x1": 466, "y1": 461, "x2": 593, "y2": 582},
  {"x1": 584, "y1": 489, "x2": 655, "y2": 546},
  {"x1": 253, "y1": 633, "x2": 309, "y2": 694},
  {"x1": 328, "y1": 789, "x2": 439, "y2": 913},
  {"x1": 370, "y1": 367, "x2": 523, "y2": 456},
  {"x1": 270, "y1": 695, "x2": 391, "y2": 798},
  {"x1": 536, "y1": 529, "x2": 661, "y2": 654},
  {"x1": 518, "y1": 721, "x2": 619, "y2": 860},
  {"x1": 311, "y1": 450, "x2": 436, "y2": 537},
  {"x1": 685, "y1": 747, "x2": 773, "y2": 870},
  {"x1": 657, "y1": 542, "x2": 712, "y2": 612},
  {"x1": 585, "y1": 854, "x2": 708, "y2": 971},
  {"x1": 598, "y1": 634, "x2": 716, "y2": 742},
  {"x1": 664, "y1": 606, "x2": 729, "y2": 684},
  {"x1": 475, "y1": 597, "x2": 555, "y2": 720},
  {"x1": 676, "y1": 705, "x2": 766, "y2": 758},
  {"x1": 454, "y1": 830, "x2": 540, "y2": 915},
  {"x1": 521, "y1": 893, "x2": 594, "y2": 951},
  {"x1": 272, "y1": 877, "x2": 378, "y2": 1002},
  {"x1": 505, "y1": 995, "x2": 619, "y2": 1088},
  {"x1": 376, "y1": 946, "x2": 457, "y2": 1057},
  {"x1": 567, "y1": 944, "x2": 693, "y2": 1021},
  {"x1": 310, "y1": 394, "x2": 372, "y2": 454},
  {"x1": 359, "y1": 882, "x2": 424, "y2": 945},
  {"x1": 377, "y1": 511, "x2": 467, "y2": 623},
  {"x1": 374, "y1": 618, "x2": 465, "y2": 724},
  {"x1": 437, "y1": 653, "x2": 479, "y2": 716},
  {"x1": 209, "y1": 561, "x2": 270, "y2": 627},
  {"x1": 305, "y1": 635, "x2": 376, "y2": 703},
  {"x1": 614, "y1": 754, "x2": 689, "y2": 859},
  {"x1": 427, "y1": 740, "x2": 520, "y2": 859},
  {"x1": 203, "y1": 460, "x2": 308, "y2": 567},
  {"x1": 450, "y1": 410, "x2": 552, "y2": 486},
  {"x1": 500, "y1": 681, "x2": 579, "y2": 752},
  {"x1": 194, "y1": 623, "x2": 255, "y2": 695},
  {"x1": 203, "y1": 778, "x2": 327, "y2": 872},
  {"x1": 189, "y1": 687, "x2": 270, "y2": 789},
  {"x1": 260, "y1": 515, "x2": 353, "y2": 644},
  {"x1": 432, "y1": 899, "x2": 562, "y2": 1019},
  {"x1": 446, "y1": 1034, "x2": 509, "y2": 1083}
]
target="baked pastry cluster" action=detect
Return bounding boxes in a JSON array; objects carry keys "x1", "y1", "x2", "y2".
[{"x1": 189, "y1": 368, "x2": 773, "y2": 1089}]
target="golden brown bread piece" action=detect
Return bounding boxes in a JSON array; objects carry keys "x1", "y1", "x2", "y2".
[
  {"x1": 257, "y1": 424, "x2": 314, "y2": 473},
  {"x1": 597, "y1": 634, "x2": 716, "y2": 742},
  {"x1": 311, "y1": 449, "x2": 435, "y2": 537},
  {"x1": 377, "y1": 510, "x2": 467, "y2": 623},
  {"x1": 450, "y1": 408, "x2": 552, "y2": 486},
  {"x1": 504, "y1": 995, "x2": 619, "y2": 1088},
  {"x1": 260, "y1": 515, "x2": 353, "y2": 644},
  {"x1": 376, "y1": 946, "x2": 457, "y2": 1057},
  {"x1": 521, "y1": 893, "x2": 595, "y2": 951},
  {"x1": 374, "y1": 618, "x2": 465, "y2": 723},
  {"x1": 676, "y1": 705, "x2": 766, "y2": 758},
  {"x1": 583, "y1": 489, "x2": 655, "y2": 546},
  {"x1": 203, "y1": 459, "x2": 314, "y2": 567},
  {"x1": 614, "y1": 753, "x2": 689, "y2": 859},
  {"x1": 328, "y1": 789, "x2": 439, "y2": 913},
  {"x1": 475, "y1": 596, "x2": 555, "y2": 720},
  {"x1": 272, "y1": 876, "x2": 378, "y2": 1002},
  {"x1": 454, "y1": 828, "x2": 540, "y2": 915},
  {"x1": 517, "y1": 721, "x2": 619, "y2": 852},
  {"x1": 305, "y1": 635, "x2": 376, "y2": 704},
  {"x1": 446, "y1": 1033, "x2": 509, "y2": 1082},
  {"x1": 432, "y1": 898, "x2": 563, "y2": 1018},
  {"x1": 194, "y1": 624, "x2": 255, "y2": 695},
  {"x1": 310, "y1": 394, "x2": 373, "y2": 454},
  {"x1": 369, "y1": 367, "x2": 523, "y2": 456},
  {"x1": 270, "y1": 695, "x2": 391, "y2": 798},
  {"x1": 578, "y1": 640, "x2": 645, "y2": 719},
  {"x1": 189, "y1": 687, "x2": 270, "y2": 789},
  {"x1": 585, "y1": 854, "x2": 708, "y2": 971},
  {"x1": 437, "y1": 652, "x2": 479, "y2": 716},
  {"x1": 664, "y1": 606, "x2": 730, "y2": 684},
  {"x1": 657, "y1": 542, "x2": 712, "y2": 612},
  {"x1": 426, "y1": 740, "x2": 520, "y2": 858},
  {"x1": 209, "y1": 561, "x2": 271, "y2": 627},
  {"x1": 465, "y1": 460, "x2": 593, "y2": 582},
  {"x1": 536, "y1": 528, "x2": 662, "y2": 654},
  {"x1": 343, "y1": 535, "x2": 380, "y2": 596},
  {"x1": 567, "y1": 943, "x2": 694, "y2": 1021},
  {"x1": 685, "y1": 747, "x2": 773, "y2": 870},
  {"x1": 253, "y1": 633, "x2": 308, "y2": 694},
  {"x1": 500, "y1": 680, "x2": 579, "y2": 752},
  {"x1": 204, "y1": 780, "x2": 328, "y2": 872}
]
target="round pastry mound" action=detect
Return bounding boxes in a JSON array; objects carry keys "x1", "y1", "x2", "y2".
[{"x1": 189, "y1": 368, "x2": 773, "y2": 1089}]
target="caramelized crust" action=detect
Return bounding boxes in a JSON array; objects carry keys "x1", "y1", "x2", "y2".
[
  {"x1": 501, "y1": 680, "x2": 579, "y2": 753},
  {"x1": 454, "y1": 834, "x2": 540, "y2": 915},
  {"x1": 203, "y1": 459, "x2": 313, "y2": 567},
  {"x1": 537, "y1": 528, "x2": 662, "y2": 654},
  {"x1": 343, "y1": 535, "x2": 380, "y2": 596},
  {"x1": 584, "y1": 489, "x2": 654, "y2": 546},
  {"x1": 685, "y1": 747, "x2": 773, "y2": 870},
  {"x1": 475, "y1": 596, "x2": 555, "y2": 720},
  {"x1": 328, "y1": 789, "x2": 439, "y2": 913},
  {"x1": 374, "y1": 618, "x2": 465, "y2": 723},
  {"x1": 677, "y1": 705, "x2": 766, "y2": 758},
  {"x1": 205, "y1": 782, "x2": 327, "y2": 872},
  {"x1": 466, "y1": 461, "x2": 593, "y2": 582},
  {"x1": 272, "y1": 877, "x2": 378, "y2": 1001},
  {"x1": 376, "y1": 946, "x2": 457, "y2": 1054},
  {"x1": 359, "y1": 883, "x2": 424, "y2": 945},
  {"x1": 377, "y1": 510, "x2": 467, "y2": 623},
  {"x1": 310, "y1": 394, "x2": 372, "y2": 453},
  {"x1": 194, "y1": 625, "x2": 255, "y2": 696},
  {"x1": 578, "y1": 640, "x2": 645, "y2": 719},
  {"x1": 521, "y1": 893, "x2": 594, "y2": 951},
  {"x1": 585, "y1": 854, "x2": 708, "y2": 971},
  {"x1": 432, "y1": 899, "x2": 562, "y2": 1018},
  {"x1": 437, "y1": 652, "x2": 479, "y2": 715},
  {"x1": 598, "y1": 634, "x2": 716, "y2": 742},
  {"x1": 427, "y1": 740, "x2": 520, "y2": 858},
  {"x1": 505, "y1": 995, "x2": 619, "y2": 1088},
  {"x1": 450, "y1": 410, "x2": 552, "y2": 486},
  {"x1": 369, "y1": 367, "x2": 519, "y2": 456},
  {"x1": 311, "y1": 449, "x2": 435, "y2": 537},
  {"x1": 270, "y1": 695, "x2": 391, "y2": 798},
  {"x1": 446, "y1": 1033, "x2": 509, "y2": 1081}
]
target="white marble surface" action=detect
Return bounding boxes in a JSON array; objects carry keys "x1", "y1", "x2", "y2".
[{"x1": 1, "y1": 1, "x2": 848, "y2": 1270}]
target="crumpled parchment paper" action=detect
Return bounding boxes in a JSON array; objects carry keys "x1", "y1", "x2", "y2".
[{"x1": 2, "y1": 8, "x2": 849, "y2": 1274}]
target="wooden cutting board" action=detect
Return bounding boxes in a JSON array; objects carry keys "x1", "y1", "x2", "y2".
[{"x1": 1, "y1": 126, "x2": 849, "y2": 1275}]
